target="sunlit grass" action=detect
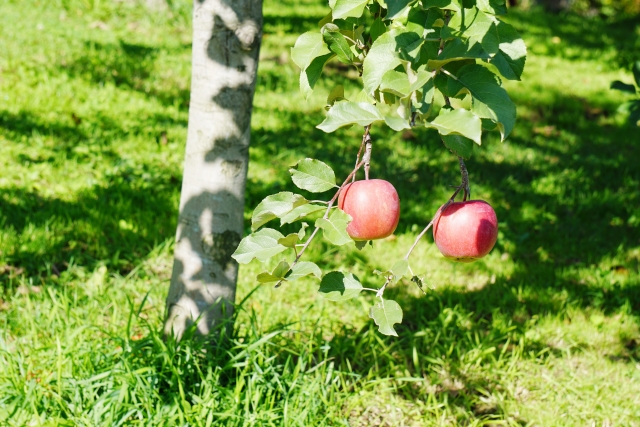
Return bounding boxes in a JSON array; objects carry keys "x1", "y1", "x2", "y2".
[{"x1": 1, "y1": 0, "x2": 640, "y2": 425}]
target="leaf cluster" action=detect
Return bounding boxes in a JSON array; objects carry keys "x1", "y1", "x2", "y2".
[
  {"x1": 291, "y1": 0, "x2": 527, "y2": 158},
  {"x1": 610, "y1": 61, "x2": 640, "y2": 127},
  {"x1": 232, "y1": 158, "x2": 409, "y2": 335}
]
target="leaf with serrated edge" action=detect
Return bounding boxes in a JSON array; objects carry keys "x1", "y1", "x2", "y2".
[
  {"x1": 317, "y1": 101, "x2": 384, "y2": 132},
  {"x1": 297, "y1": 222, "x2": 309, "y2": 240},
  {"x1": 290, "y1": 159, "x2": 337, "y2": 193},
  {"x1": 291, "y1": 32, "x2": 330, "y2": 71},
  {"x1": 442, "y1": 134, "x2": 473, "y2": 159},
  {"x1": 280, "y1": 204, "x2": 326, "y2": 225},
  {"x1": 391, "y1": 259, "x2": 409, "y2": 279},
  {"x1": 232, "y1": 228, "x2": 287, "y2": 264},
  {"x1": 252, "y1": 192, "x2": 308, "y2": 231},
  {"x1": 327, "y1": 85, "x2": 345, "y2": 105},
  {"x1": 451, "y1": 64, "x2": 515, "y2": 140},
  {"x1": 426, "y1": 109, "x2": 482, "y2": 144},
  {"x1": 319, "y1": 271, "x2": 363, "y2": 301},
  {"x1": 300, "y1": 53, "x2": 334, "y2": 99},
  {"x1": 380, "y1": 70, "x2": 410, "y2": 97},
  {"x1": 362, "y1": 31, "x2": 402, "y2": 95},
  {"x1": 288, "y1": 262, "x2": 322, "y2": 281},
  {"x1": 322, "y1": 25, "x2": 354, "y2": 64},
  {"x1": 316, "y1": 209, "x2": 352, "y2": 246},
  {"x1": 385, "y1": 116, "x2": 411, "y2": 131},
  {"x1": 369, "y1": 299, "x2": 403, "y2": 336},
  {"x1": 386, "y1": 0, "x2": 416, "y2": 19},
  {"x1": 332, "y1": 0, "x2": 368, "y2": 19},
  {"x1": 256, "y1": 260, "x2": 290, "y2": 283},
  {"x1": 278, "y1": 233, "x2": 300, "y2": 248},
  {"x1": 355, "y1": 240, "x2": 368, "y2": 250},
  {"x1": 477, "y1": 0, "x2": 507, "y2": 15},
  {"x1": 427, "y1": 39, "x2": 489, "y2": 70}
]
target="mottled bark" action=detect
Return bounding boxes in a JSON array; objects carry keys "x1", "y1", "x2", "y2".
[{"x1": 164, "y1": 0, "x2": 262, "y2": 339}]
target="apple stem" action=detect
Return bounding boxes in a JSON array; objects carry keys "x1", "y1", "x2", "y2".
[
  {"x1": 402, "y1": 174, "x2": 468, "y2": 261},
  {"x1": 458, "y1": 157, "x2": 470, "y2": 201},
  {"x1": 353, "y1": 125, "x2": 371, "y2": 182},
  {"x1": 363, "y1": 128, "x2": 372, "y2": 180}
]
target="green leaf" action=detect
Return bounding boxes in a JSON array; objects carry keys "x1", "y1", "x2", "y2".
[
  {"x1": 390, "y1": 259, "x2": 409, "y2": 280},
  {"x1": 280, "y1": 204, "x2": 326, "y2": 225},
  {"x1": 362, "y1": 31, "x2": 402, "y2": 95},
  {"x1": 355, "y1": 240, "x2": 370, "y2": 250},
  {"x1": 423, "y1": 0, "x2": 460, "y2": 11},
  {"x1": 291, "y1": 32, "x2": 330, "y2": 71},
  {"x1": 386, "y1": 0, "x2": 417, "y2": 19},
  {"x1": 289, "y1": 159, "x2": 337, "y2": 193},
  {"x1": 322, "y1": 24, "x2": 355, "y2": 64},
  {"x1": 252, "y1": 192, "x2": 308, "y2": 231},
  {"x1": 278, "y1": 233, "x2": 300, "y2": 248},
  {"x1": 611, "y1": 81, "x2": 637, "y2": 94},
  {"x1": 300, "y1": 53, "x2": 334, "y2": 99},
  {"x1": 297, "y1": 222, "x2": 309, "y2": 240},
  {"x1": 426, "y1": 108, "x2": 482, "y2": 144},
  {"x1": 409, "y1": 67, "x2": 433, "y2": 92},
  {"x1": 332, "y1": 0, "x2": 368, "y2": 19},
  {"x1": 633, "y1": 61, "x2": 640, "y2": 88},
  {"x1": 441, "y1": 134, "x2": 474, "y2": 158},
  {"x1": 369, "y1": 299, "x2": 403, "y2": 336},
  {"x1": 317, "y1": 101, "x2": 384, "y2": 132},
  {"x1": 476, "y1": 0, "x2": 507, "y2": 15},
  {"x1": 427, "y1": 38, "x2": 489, "y2": 70},
  {"x1": 448, "y1": 9, "x2": 526, "y2": 80},
  {"x1": 327, "y1": 85, "x2": 346, "y2": 105},
  {"x1": 315, "y1": 209, "x2": 353, "y2": 246},
  {"x1": 370, "y1": 17, "x2": 386, "y2": 42},
  {"x1": 414, "y1": 76, "x2": 435, "y2": 115},
  {"x1": 451, "y1": 64, "x2": 516, "y2": 140},
  {"x1": 319, "y1": 271, "x2": 363, "y2": 301},
  {"x1": 380, "y1": 70, "x2": 410, "y2": 97},
  {"x1": 232, "y1": 229, "x2": 287, "y2": 264},
  {"x1": 288, "y1": 261, "x2": 322, "y2": 281},
  {"x1": 490, "y1": 21, "x2": 527, "y2": 81},
  {"x1": 384, "y1": 116, "x2": 411, "y2": 131},
  {"x1": 257, "y1": 260, "x2": 290, "y2": 283}
]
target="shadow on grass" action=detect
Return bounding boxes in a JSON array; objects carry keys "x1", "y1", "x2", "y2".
[
  {"x1": 60, "y1": 40, "x2": 191, "y2": 109},
  {"x1": 507, "y1": 7, "x2": 640, "y2": 69}
]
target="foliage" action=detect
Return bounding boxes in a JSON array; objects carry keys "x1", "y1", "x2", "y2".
[
  {"x1": 610, "y1": 61, "x2": 640, "y2": 127},
  {"x1": 234, "y1": 0, "x2": 527, "y2": 335}
]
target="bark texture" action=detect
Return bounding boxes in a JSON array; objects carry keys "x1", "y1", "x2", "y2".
[{"x1": 164, "y1": 0, "x2": 262, "y2": 339}]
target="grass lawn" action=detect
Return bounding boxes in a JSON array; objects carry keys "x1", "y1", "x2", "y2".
[{"x1": 1, "y1": 0, "x2": 640, "y2": 425}]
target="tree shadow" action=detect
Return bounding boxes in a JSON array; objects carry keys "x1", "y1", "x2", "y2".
[{"x1": 60, "y1": 39, "x2": 191, "y2": 109}]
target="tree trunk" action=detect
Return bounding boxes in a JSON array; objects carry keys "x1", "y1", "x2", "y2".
[{"x1": 164, "y1": 0, "x2": 262, "y2": 339}]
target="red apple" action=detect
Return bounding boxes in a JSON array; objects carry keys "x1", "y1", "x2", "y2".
[
  {"x1": 432, "y1": 200, "x2": 498, "y2": 262},
  {"x1": 337, "y1": 179, "x2": 400, "y2": 241}
]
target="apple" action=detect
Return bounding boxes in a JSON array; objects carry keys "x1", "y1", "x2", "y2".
[
  {"x1": 432, "y1": 200, "x2": 498, "y2": 262},
  {"x1": 338, "y1": 179, "x2": 400, "y2": 241}
]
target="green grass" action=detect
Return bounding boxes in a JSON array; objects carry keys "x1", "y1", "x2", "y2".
[{"x1": 1, "y1": 0, "x2": 640, "y2": 425}]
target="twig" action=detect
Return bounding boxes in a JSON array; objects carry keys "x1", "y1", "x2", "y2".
[
  {"x1": 363, "y1": 133, "x2": 372, "y2": 180},
  {"x1": 353, "y1": 125, "x2": 370, "y2": 182},
  {"x1": 403, "y1": 157, "x2": 469, "y2": 261},
  {"x1": 280, "y1": 127, "x2": 373, "y2": 286}
]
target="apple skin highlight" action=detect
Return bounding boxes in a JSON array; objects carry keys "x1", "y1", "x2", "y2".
[
  {"x1": 433, "y1": 200, "x2": 498, "y2": 262},
  {"x1": 338, "y1": 179, "x2": 400, "y2": 241}
]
